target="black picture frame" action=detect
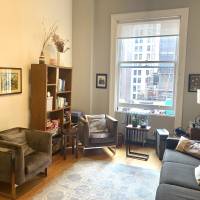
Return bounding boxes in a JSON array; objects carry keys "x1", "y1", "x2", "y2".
[
  {"x1": 188, "y1": 74, "x2": 200, "y2": 92},
  {"x1": 96, "y1": 73, "x2": 107, "y2": 89}
]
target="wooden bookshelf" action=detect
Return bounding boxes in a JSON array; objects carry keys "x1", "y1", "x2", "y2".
[{"x1": 30, "y1": 64, "x2": 72, "y2": 132}]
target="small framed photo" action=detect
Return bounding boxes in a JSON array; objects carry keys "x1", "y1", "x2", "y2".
[
  {"x1": 96, "y1": 73, "x2": 107, "y2": 89},
  {"x1": 0, "y1": 67, "x2": 22, "y2": 95},
  {"x1": 188, "y1": 74, "x2": 200, "y2": 92}
]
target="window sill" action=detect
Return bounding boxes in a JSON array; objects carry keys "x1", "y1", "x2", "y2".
[{"x1": 116, "y1": 107, "x2": 175, "y2": 117}]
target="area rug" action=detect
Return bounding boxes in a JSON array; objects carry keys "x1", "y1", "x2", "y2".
[{"x1": 33, "y1": 159, "x2": 159, "y2": 200}]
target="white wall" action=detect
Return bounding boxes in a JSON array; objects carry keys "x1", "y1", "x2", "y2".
[
  {"x1": 72, "y1": 0, "x2": 94, "y2": 114},
  {"x1": 0, "y1": 0, "x2": 72, "y2": 131},
  {"x1": 73, "y1": 0, "x2": 200, "y2": 131}
]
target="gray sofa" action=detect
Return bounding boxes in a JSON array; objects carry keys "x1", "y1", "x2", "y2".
[{"x1": 156, "y1": 138, "x2": 200, "y2": 200}]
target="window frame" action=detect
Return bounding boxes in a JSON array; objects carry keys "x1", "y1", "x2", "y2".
[{"x1": 110, "y1": 8, "x2": 189, "y2": 127}]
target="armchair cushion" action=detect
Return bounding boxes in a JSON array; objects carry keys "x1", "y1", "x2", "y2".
[
  {"x1": 0, "y1": 130, "x2": 35, "y2": 156},
  {"x1": 25, "y1": 152, "x2": 51, "y2": 175},
  {"x1": 86, "y1": 114, "x2": 108, "y2": 133}
]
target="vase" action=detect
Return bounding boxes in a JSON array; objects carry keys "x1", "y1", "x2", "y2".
[
  {"x1": 57, "y1": 52, "x2": 61, "y2": 66},
  {"x1": 57, "y1": 52, "x2": 66, "y2": 66},
  {"x1": 39, "y1": 51, "x2": 45, "y2": 64}
]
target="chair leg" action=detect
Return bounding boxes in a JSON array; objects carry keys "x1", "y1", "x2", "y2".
[
  {"x1": 11, "y1": 170, "x2": 16, "y2": 200},
  {"x1": 108, "y1": 146, "x2": 117, "y2": 155},
  {"x1": 44, "y1": 168, "x2": 48, "y2": 177}
]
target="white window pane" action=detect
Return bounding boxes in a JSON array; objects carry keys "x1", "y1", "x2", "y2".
[
  {"x1": 118, "y1": 36, "x2": 178, "y2": 62},
  {"x1": 119, "y1": 67, "x2": 174, "y2": 107}
]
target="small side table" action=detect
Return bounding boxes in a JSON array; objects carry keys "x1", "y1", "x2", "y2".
[
  {"x1": 125, "y1": 125, "x2": 151, "y2": 161},
  {"x1": 61, "y1": 126, "x2": 78, "y2": 160},
  {"x1": 155, "y1": 129, "x2": 169, "y2": 160}
]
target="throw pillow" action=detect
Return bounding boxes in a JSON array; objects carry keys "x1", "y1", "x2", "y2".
[
  {"x1": 0, "y1": 130, "x2": 35, "y2": 156},
  {"x1": 195, "y1": 165, "x2": 200, "y2": 185},
  {"x1": 86, "y1": 114, "x2": 108, "y2": 133},
  {"x1": 176, "y1": 136, "x2": 200, "y2": 159}
]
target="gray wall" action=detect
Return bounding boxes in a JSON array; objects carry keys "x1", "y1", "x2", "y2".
[{"x1": 73, "y1": 0, "x2": 200, "y2": 131}]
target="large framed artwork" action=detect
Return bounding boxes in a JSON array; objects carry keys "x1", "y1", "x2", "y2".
[
  {"x1": 0, "y1": 67, "x2": 22, "y2": 95},
  {"x1": 96, "y1": 73, "x2": 107, "y2": 89},
  {"x1": 188, "y1": 74, "x2": 200, "y2": 92}
]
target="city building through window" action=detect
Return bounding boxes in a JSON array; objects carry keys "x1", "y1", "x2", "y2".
[{"x1": 117, "y1": 18, "x2": 180, "y2": 115}]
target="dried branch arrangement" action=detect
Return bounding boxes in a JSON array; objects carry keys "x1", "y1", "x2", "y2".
[
  {"x1": 40, "y1": 22, "x2": 58, "y2": 56},
  {"x1": 52, "y1": 33, "x2": 70, "y2": 53}
]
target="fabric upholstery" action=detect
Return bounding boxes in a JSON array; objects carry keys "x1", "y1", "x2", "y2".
[
  {"x1": 78, "y1": 114, "x2": 118, "y2": 148},
  {"x1": 156, "y1": 184, "x2": 200, "y2": 200},
  {"x1": 86, "y1": 114, "x2": 108, "y2": 133},
  {"x1": 160, "y1": 162, "x2": 200, "y2": 191},
  {"x1": 195, "y1": 165, "x2": 200, "y2": 185},
  {"x1": 25, "y1": 152, "x2": 51, "y2": 175},
  {"x1": 89, "y1": 132, "x2": 111, "y2": 139},
  {"x1": 0, "y1": 127, "x2": 52, "y2": 186},
  {"x1": 163, "y1": 149, "x2": 200, "y2": 166},
  {"x1": 176, "y1": 136, "x2": 200, "y2": 159},
  {"x1": 0, "y1": 147, "x2": 15, "y2": 183},
  {"x1": 0, "y1": 129, "x2": 35, "y2": 156}
]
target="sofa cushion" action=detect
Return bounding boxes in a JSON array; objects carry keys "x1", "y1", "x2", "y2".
[
  {"x1": 163, "y1": 149, "x2": 200, "y2": 166},
  {"x1": 25, "y1": 152, "x2": 51, "y2": 175},
  {"x1": 176, "y1": 136, "x2": 200, "y2": 159},
  {"x1": 0, "y1": 130, "x2": 35, "y2": 156},
  {"x1": 156, "y1": 184, "x2": 200, "y2": 200},
  {"x1": 86, "y1": 114, "x2": 108, "y2": 133},
  {"x1": 195, "y1": 165, "x2": 200, "y2": 185},
  {"x1": 160, "y1": 162, "x2": 200, "y2": 191},
  {"x1": 89, "y1": 136, "x2": 114, "y2": 144}
]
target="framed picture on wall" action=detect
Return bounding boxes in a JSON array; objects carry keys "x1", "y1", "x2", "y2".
[
  {"x1": 0, "y1": 67, "x2": 22, "y2": 95},
  {"x1": 188, "y1": 74, "x2": 200, "y2": 92},
  {"x1": 96, "y1": 73, "x2": 107, "y2": 89}
]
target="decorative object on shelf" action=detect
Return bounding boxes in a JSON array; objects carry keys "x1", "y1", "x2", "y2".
[
  {"x1": 39, "y1": 22, "x2": 57, "y2": 64},
  {"x1": 52, "y1": 33, "x2": 70, "y2": 53},
  {"x1": 47, "y1": 96, "x2": 53, "y2": 111},
  {"x1": 96, "y1": 73, "x2": 107, "y2": 89},
  {"x1": 0, "y1": 67, "x2": 22, "y2": 95},
  {"x1": 46, "y1": 119, "x2": 59, "y2": 134},
  {"x1": 188, "y1": 74, "x2": 200, "y2": 92},
  {"x1": 52, "y1": 33, "x2": 70, "y2": 66}
]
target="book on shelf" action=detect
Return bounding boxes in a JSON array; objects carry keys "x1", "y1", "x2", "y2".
[
  {"x1": 57, "y1": 97, "x2": 68, "y2": 108},
  {"x1": 58, "y1": 79, "x2": 66, "y2": 92}
]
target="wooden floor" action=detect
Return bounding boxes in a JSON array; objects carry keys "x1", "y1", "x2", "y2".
[{"x1": 0, "y1": 146, "x2": 161, "y2": 200}]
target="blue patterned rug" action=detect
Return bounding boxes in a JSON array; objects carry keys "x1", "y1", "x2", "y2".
[{"x1": 33, "y1": 159, "x2": 159, "y2": 200}]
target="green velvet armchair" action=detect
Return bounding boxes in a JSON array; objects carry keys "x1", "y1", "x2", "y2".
[{"x1": 0, "y1": 127, "x2": 52, "y2": 199}]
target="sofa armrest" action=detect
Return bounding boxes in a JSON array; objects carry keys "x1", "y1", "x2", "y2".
[
  {"x1": 106, "y1": 115, "x2": 118, "y2": 142},
  {"x1": 26, "y1": 130, "x2": 52, "y2": 155},
  {"x1": 166, "y1": 137, "x2": 179, "y2": 150},
  {"x1": 0, "y1": 140, "x2": 25, "y2": 185},
  {"x1": 0, "y1": 147, "x2": 15, "y2": 183}
]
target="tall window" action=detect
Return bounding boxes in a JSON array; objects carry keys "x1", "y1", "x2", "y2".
[{"x1": 117, "y1": 18, "x2": 180, "y2": 114}]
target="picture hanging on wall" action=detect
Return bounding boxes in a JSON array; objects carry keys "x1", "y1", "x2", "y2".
[
  {"x1": 96, "y1": 73, "x2": 107, "y2": 89},
  {"x1": 188, "y1": 74, "x2": 200, "y2": 92},
  {"x1": 0, "y1": 67, "x2": 22, "y2": 95}
]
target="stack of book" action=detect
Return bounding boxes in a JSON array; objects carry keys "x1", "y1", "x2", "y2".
[
  {"x1": 58, "y1": 79, "x2": 65, "y2": 91},
  {"x1": 57, "y1": 97, "x2": 67, "y2": 108}
]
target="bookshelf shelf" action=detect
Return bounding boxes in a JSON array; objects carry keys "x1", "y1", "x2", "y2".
[
  {"x1": 57, "y1": 90, "x2": 71, "y2": 94},
  {"x1": 30, "y1": 64, "x2": 72, "y2": 132}
]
